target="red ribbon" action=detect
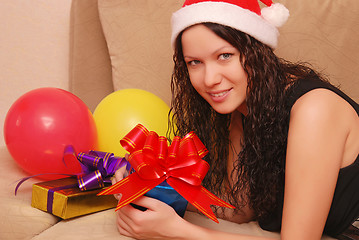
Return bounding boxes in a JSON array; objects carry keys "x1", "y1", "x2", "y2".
[{"x1": 98, "y1": 124, "x2": 234, "y2": 222}]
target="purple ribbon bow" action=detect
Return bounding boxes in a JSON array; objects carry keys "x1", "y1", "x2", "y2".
[
  {"x1": 15, "y1": 146, "x2": 128, "y2": 195},
  {"x1": 64, "y1": 145, "x2": 128, "y2": 191}
]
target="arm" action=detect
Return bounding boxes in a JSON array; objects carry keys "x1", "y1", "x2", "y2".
[
  {"x1": 113, "y1": 158, "x2": 275, "y2": 239},
  {"x1": 116, "y1": 196, "x2": 278, "y2": 240},
  {"x1": 281, "y1": 89, "x2": 351, "y2": 239}
]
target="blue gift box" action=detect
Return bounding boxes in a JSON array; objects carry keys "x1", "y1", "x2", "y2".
[{"x1": 131, "y1": 180, "x2": 188, "y2": 217}]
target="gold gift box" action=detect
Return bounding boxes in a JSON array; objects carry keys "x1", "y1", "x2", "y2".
[{"x1": 31, "y1": 177, "x2": 117, "y2": 219}]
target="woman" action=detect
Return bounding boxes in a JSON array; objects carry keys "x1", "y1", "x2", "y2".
[{"x1": 113, "y1": 0, "x2": 359, "y2": 239}]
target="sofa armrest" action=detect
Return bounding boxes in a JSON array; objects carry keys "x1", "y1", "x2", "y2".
[{"x1": 0, "y1": 147, "x2": 59, "y2": 240}]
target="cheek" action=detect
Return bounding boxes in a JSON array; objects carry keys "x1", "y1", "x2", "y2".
[
  {"x1": 190, "y1": 81, "x2": 202, "y2": 97},
  {"x1": 232, "y1": 67, "x2": 248, "y2": 88},
  {"x1": 189, "y1": 77, "x2": 208, "y2": 101},
  {"x1": 188, "y1": 73, "x2": 202, "y2": 91}
]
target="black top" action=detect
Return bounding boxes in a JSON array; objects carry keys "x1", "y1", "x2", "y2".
[{"x1": 258, "y1": 78, "x2": 359, "y2": 237}]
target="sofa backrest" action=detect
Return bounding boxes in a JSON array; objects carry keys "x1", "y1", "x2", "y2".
[
  {"x1": 69, "y1": 0, "x2": 114, "y2": 112},
  {"x1": 74, "y1": 0, "x2": 359, "y2": 107},
  {"x1": 97, "y1": 0, "x2": 183, "y2": 106},
  {"x1": 0, "y1": 0, "x2": 74, "y2": 146},
  {"x1": 275, "y1": 0, "x2": 359, "y2": 101},
  {"x1": 93, "y1": 0, "x2": 359, "y2": 106}
]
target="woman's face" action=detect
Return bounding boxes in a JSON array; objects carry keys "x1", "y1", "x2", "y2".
[{"x1": 181, "y1": 24, "x2": 248, "y2": 115}]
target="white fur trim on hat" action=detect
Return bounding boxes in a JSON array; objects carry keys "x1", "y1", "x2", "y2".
[
  {"x1": 171, "y1": 2, "x2": 287, "y2": 49},
  {"x1": 261, "y1": 3, "x2": 289, "y2": 28}
]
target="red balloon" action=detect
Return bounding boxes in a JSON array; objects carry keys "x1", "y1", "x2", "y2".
[{"x1": 4, "y1": 88, "x2": 97, "y2": 180}]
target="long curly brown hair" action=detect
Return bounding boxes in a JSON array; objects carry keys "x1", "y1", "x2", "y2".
[{"x1": 168, "y1": 22, "x2": 325, "y2": 220}]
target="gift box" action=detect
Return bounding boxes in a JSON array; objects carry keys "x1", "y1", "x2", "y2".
[
  {"x1": 135, "y1": 181, "x2": 188, "y2": 217},
  {"x1": 99, "y1": 124, "x2": 234, "y2": 223},
  {"x1": 31, "y1": 177, "x2": 117, "y2": 219}
]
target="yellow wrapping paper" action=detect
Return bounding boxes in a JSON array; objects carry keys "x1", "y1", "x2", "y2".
[{"x1": 31, "y1": 177, "x2": 117, "y2": 219}]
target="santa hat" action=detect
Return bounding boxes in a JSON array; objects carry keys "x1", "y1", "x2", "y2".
[{"x1": 171, "y1": 0, "x2": 289, "y2": 49}]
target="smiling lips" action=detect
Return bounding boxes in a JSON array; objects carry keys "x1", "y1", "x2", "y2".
[{"x1": 208, "y1": 89, "x2": 231, "y2": 101}]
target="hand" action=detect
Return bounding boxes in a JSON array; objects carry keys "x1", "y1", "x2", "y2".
[
  {"x1": 116, "y1": 196, "x2": 187, "y2": 239},
  {"x1": 111, "y1": 154, "x2": 129, "y2": 200}
]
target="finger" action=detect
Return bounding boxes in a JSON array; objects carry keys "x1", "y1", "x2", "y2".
[
  {"x1": 111, "y1": 176, "x2": 117, "y2": 185},
  {"x1": 116, "y1": 210, "x2": 135, "y2": 237},
  {"x1": 116, "y1": 203, "x2": 138, "y2": 225},
  {"x1": 111, "y1": 170, "x2": 124, "y2": 185},
  {"x1": 114, "y1": 166, "x2": 127, "y2": 182},
  {"x1": 116, "y1": 206, "x2": 143, "y2": 237},
  {"x1": 113, "y1": 193, "x2": 122, "y2": 201},
  {"x1": 117, "y1": 225, "x2": 132, "y2": 238}
]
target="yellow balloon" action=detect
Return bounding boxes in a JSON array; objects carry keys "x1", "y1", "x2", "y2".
[{"x1": 93, "y1": 89, "x2": 171, "y2": 156}]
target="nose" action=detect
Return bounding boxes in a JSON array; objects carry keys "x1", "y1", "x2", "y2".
[{"x1": 203, "y1": 64, "x2": 222, "y2": 87}]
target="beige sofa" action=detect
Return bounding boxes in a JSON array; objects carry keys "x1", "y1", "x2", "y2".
[{"x1": 1, "y1": 0, "x2": 358, "y2": 239}]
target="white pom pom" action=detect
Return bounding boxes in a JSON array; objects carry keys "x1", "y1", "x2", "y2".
[{"x1": 261, "y1": 3, "x2": 289, "y2": 28}]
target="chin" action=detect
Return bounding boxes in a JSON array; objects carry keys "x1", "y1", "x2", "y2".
[{"x1": 212, "y1": 106, "x2": 235, "y2": 115}]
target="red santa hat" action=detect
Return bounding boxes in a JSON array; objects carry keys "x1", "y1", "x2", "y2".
[{"x1": 171, "y1": 0, "x2": 289, "y2": 49}]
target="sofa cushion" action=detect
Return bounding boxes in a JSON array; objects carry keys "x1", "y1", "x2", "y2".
[
  {"x1": 0, "y1": 147, "x2": 59, "y2": 240},
  {"x1": 30, "y1": 207, "x2": 339, "y2": 240},
  {"x1": 275, "y1": 0, "x2": 359, "y2": 102},
  {"x1": 30, "y1": 209, "x2": 281, "y2": 240},
  {"x1": 69, "y1": 0, "x2": 114, "y2": 112},
  {"x1": 97, "y1": 0, "x2": 183, "y2": 106}
]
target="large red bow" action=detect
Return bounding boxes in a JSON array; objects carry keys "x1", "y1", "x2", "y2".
[{"x1": 98, "y1": 124, "x2": 234, "y2": 222}]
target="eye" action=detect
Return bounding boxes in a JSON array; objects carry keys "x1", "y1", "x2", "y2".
[
  {"x1": 187, "y1": 60, "x2": 201, "y2": 67},
  {"x1": 218, "y1": 53, "x2": 233, "y2": 60}
]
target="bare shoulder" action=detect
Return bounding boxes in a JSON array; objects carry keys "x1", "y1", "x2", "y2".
[
  {"x1": 287, "y1": 88, "x2": 349, "y2": 168},
  {"x1": 291, "y1": 88, "x2": 355, "y2": 120},
  {"x1": 289, "y1": 87, "x2": 359, "y2": 168}
]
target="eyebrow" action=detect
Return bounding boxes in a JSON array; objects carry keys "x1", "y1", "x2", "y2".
[{"x1": 183, "y1": 45, "x2": 235, "y2": 59}]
